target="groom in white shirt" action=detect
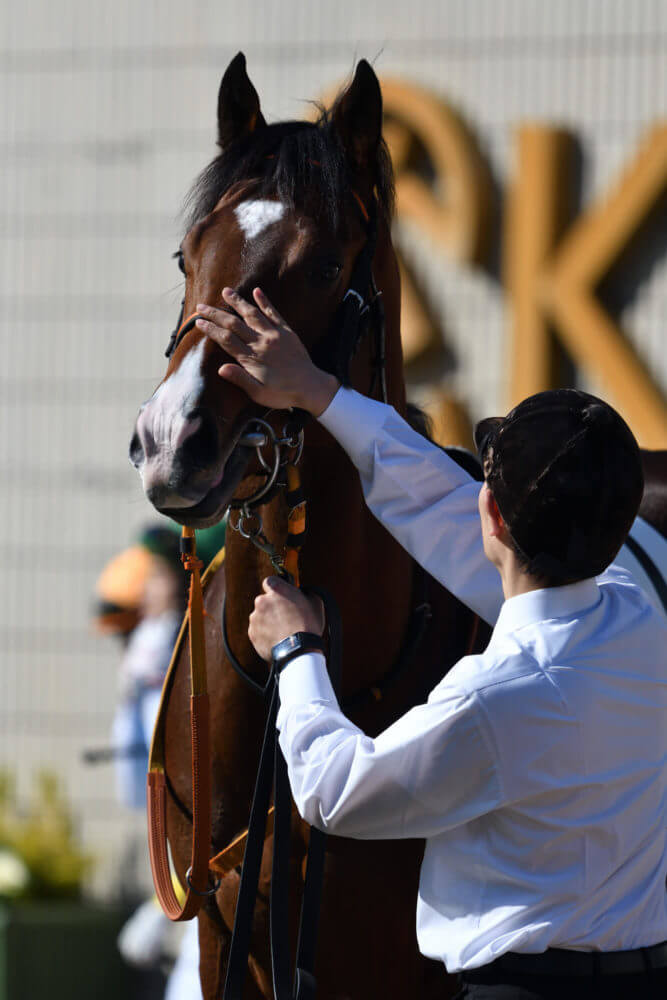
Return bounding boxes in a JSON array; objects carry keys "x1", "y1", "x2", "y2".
[{"x1": 195, "y1": 286, "x2": 667, "y2": 999}]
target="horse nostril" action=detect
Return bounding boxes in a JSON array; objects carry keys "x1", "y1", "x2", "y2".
[
  {"x1": 145, "y1": 483, "x2": 163, "y2": 507},
  {"x1": 129, "y1": 430, "x2": 143, "y2": 467},
  {"x1": 181, "y1": 411, "x2": 219, "y2": 470}
]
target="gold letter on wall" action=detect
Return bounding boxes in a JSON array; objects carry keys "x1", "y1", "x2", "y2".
[
  {"x1": 381, "y1": 78, "x2": 494, "y2": 265},
  {"x1": 505, "y1": 127, "x2": 577, "y2": 405},
  {"x1": 507, "y1": 123, "x2": 667, "y2": 447},
  {"x1": 544, "y1": 124, "x2": 667, "y2": 447}
]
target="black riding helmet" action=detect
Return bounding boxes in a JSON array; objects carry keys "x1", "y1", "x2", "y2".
[{"x1": 474, "y1": 389, "x2": 644, "y2": 584}]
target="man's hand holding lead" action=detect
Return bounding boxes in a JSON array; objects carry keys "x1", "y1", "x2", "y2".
[{"x1": 248, "y1": 576, "x2": 325, "y2": 662}]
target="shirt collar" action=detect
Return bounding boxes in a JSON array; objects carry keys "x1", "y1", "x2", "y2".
[{"x1": 493, "y1": 577, "x2": 601, "y2": 636}]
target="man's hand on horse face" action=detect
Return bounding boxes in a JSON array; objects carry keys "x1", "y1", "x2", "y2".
[
  {"x1": 196, "y1": 288, "x2": 340, "y2": 416},
  {"x1": 248, "y1": 576, "x2": 325, "y2": 662}
]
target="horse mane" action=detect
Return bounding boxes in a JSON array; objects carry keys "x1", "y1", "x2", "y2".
[{"x1": 183, "y1": 102, "x2": 395, "y2": 234}]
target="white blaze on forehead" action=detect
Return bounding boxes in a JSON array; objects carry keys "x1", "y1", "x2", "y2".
[{"x1": 235, "y1": 199, "x2": 286, "y2": 241}]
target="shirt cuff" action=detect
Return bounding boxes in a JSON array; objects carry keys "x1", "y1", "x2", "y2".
[
  {"x1": 318, "y1": 386, "x2": 389, "y2": 465},
  {"x1": 277, "y1": 652, "x2": 338, "y2": 713}
]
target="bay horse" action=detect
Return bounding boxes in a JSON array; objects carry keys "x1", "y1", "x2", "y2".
[
  {"x1": 129, "y1": 53, "x2": 484, "y2": 999},
  {"x1": 129, "y1": 54, "x2": 667, "y2": 999}
]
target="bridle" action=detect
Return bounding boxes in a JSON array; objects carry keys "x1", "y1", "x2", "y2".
[{"x1": 163, "y1": 188, "x2": 387, "y2": 580}]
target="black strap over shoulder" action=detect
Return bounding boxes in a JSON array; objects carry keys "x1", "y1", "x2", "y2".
[{"x1": 624, "y1": 534, "x2": 667, "y2": 613}]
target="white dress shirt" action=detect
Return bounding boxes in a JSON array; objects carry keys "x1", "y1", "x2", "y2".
[{"x1": 276, "y1": 387, "x2": 667, "y2": 971}]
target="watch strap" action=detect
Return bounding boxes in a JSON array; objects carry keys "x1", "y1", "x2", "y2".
[{"x1": 271, "y1": 632, "x2": 326, "y2": 674}]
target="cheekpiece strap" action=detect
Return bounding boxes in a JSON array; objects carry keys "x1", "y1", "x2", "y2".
[{"x1": 312, "y1": 200, "x2": 379, "y2": 387}]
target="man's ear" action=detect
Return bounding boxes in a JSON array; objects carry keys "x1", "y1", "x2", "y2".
[
  {"x1": 332, "y1": 60, "x2": 383, "y2": 178},
  {"x1": 217, "y1": 52, "x2": 266, "y2": 150},
  {"x1": 481, "y1": 484, "x2": 506, "y2": 539}
]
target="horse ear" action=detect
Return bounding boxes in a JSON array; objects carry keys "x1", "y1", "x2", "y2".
[
  {"x1": 332, "y1": 60, "x2": 383, "y2": 174},
  {"x1": 217, "y1": 52, "x2": 266, "y2": 150}
]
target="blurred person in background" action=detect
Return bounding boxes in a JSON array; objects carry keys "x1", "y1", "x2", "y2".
[{"x1": 110, "y1": 527, "x2": 186, "y2": 812}]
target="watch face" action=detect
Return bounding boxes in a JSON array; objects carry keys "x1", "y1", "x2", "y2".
[{"x1": 273, "y1": 634, "x2": 300, "y2": 663}]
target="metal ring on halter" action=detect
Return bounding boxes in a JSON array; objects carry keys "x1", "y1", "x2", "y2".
[
  {"x1": 278, "y1": 424, "x2": 304, "y2": 466},
  {"x1": 283, "y1": 424, "x2": 304, "y2": 465},
  {"x1": 185, "y1": 866, "x2": 221, "y2": 897},
  {"x1": 240, "y1": 417, "x2": 277, "y2": 473},
  {"x1": 231, "y1": 418, "x2": 282, "y2": 509},
  {"x1": 227, "y1": 507, "x2": 242, "y2": 533},
  {"x1": 237, "y1": 511, "x2": 262, "y2": 539}
]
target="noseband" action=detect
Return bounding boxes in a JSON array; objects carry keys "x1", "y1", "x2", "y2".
[{"x1": 229, "y1": 416, "x2": 305, "y2": 578}]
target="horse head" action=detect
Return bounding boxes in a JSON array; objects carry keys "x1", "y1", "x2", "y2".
[{"x1": 130, "y1": 53, "x2": 398, "y2": 527}]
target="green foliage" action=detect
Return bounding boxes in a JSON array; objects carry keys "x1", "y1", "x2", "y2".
[{"x1": 0, "y1": 770, "x2": 92, "y2": 901}]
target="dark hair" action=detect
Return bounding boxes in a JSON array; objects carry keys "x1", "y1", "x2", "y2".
[
  {"x1": 504, "y1": 532, "x2": 565, "y2": 587},
  {"x1": 183, "y1": 105, "x2": 394, "y2": 235},
  {"x1": 476, "y1": 390, "x2": 644, "y2": 586},
  {"x1": 405, "y1": 402, "x2": 433, "y2": 440}
]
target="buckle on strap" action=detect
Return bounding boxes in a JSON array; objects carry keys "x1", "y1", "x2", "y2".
[
  {"x1": 185, "y1": 866, "x2": 221, "y2": 898},
  {"x1": 343, "y1": 287, "x2": 370, "y2": 316}
]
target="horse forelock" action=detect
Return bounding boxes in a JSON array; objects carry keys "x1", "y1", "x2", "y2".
[{"x1": 182, "y1": 106, "x2": 394, "y2": 237}]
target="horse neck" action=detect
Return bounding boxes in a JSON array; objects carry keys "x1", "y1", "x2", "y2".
[{"x1": 224, "y1": 219, "x2": 414, "y2": 696}]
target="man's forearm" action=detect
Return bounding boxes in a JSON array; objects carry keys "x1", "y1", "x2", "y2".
[
  {"x1": 276, "y1": 650, "x2": 502, "y2": 838},
  {"x1": 317, "y1": 387, "x2": 504, "y2": 625}
]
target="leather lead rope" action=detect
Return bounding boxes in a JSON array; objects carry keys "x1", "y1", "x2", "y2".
[
  {"x1": 146, "y1": 526, "x2": 218, "y2": 921},
  {"x1": 220, "y1": 463, "x2": 342, "y2": 999},
  {"x1": 221, "y1": 683, "x2": 282, "y2": 998},
  {"x1": 222, "y1": 580, "x2": 342, "y2": 1000},
  {"x1": 278, "y1": 585, "x2": 342, "y2": 1000}
]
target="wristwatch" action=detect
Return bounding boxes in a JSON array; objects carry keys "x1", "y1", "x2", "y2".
[{"x1": 271, "y1": 632, "x2": 326, "y2": 674}]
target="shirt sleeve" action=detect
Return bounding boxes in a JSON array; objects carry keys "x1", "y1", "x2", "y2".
[
  {"x1": 277, "y1": 652, "x2": 502, "y2": 839},
  {"x1": 318, "y1": 387, "x2": 503, "y2": 624}
]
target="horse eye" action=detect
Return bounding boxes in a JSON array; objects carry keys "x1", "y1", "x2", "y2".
[
  {"x1": 172, "y1": 250, "x2": 186, "y2": 276},
  {"x1": 320, "y1": 262, "x2": 342, "y2": 282}
]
